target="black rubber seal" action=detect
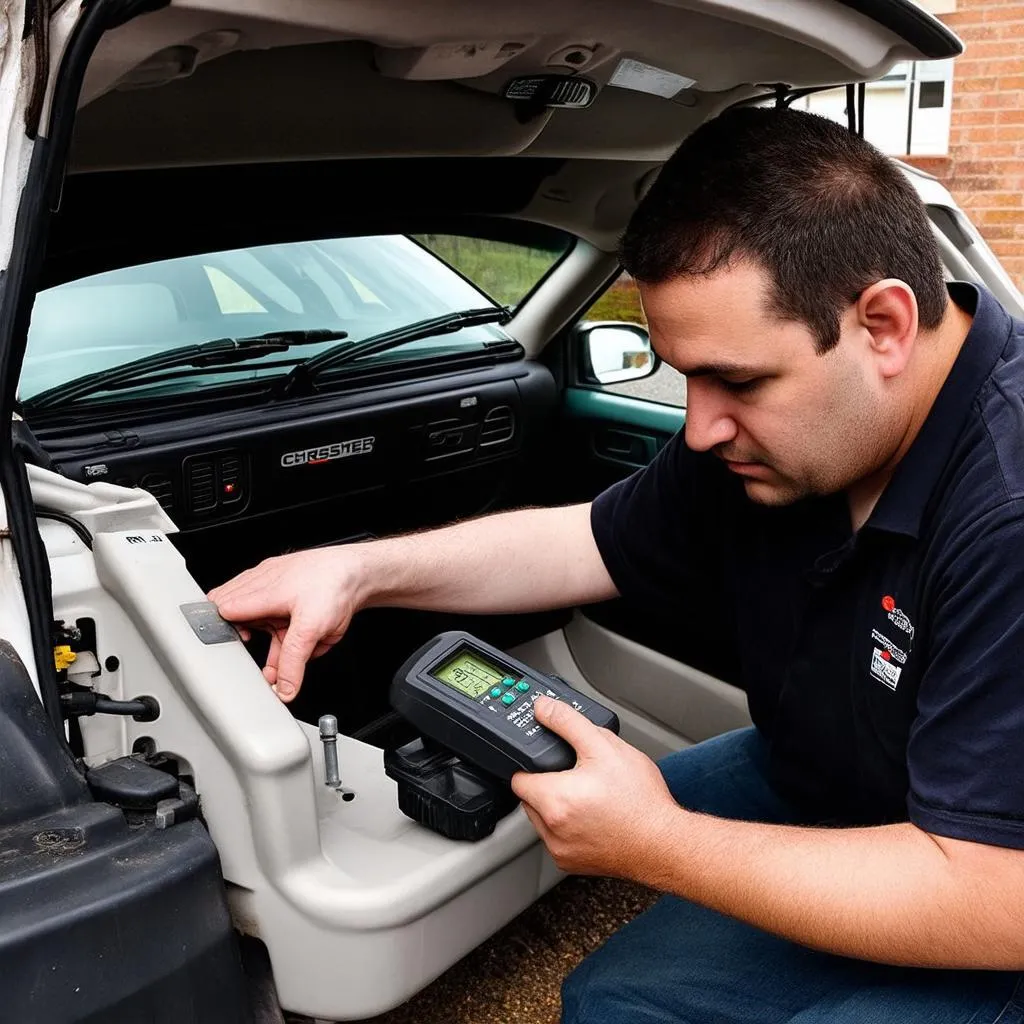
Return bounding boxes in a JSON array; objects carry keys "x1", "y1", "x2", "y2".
[{"x1": 837, "y1": 0, "x2": 963, "y2": 59}]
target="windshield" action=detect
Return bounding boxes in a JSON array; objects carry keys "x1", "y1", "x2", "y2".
[{"x1": 19, "y1": 233, "x2": 567, "y2": 403}]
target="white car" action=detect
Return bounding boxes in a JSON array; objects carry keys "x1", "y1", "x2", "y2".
[{"x1": 0, "y1": 2, "x2": 1019, "y2": 1022}]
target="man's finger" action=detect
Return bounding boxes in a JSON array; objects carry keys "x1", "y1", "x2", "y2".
[
  {"x1": 532, "y1": 696, "x2": 610, "y2": 759},
  {"x1": 273, "y1": 617, "x2": 321, "y2": 700},
  {"x1": 518, "y1": 799, "x2": 555, "y2": 846},
  {"x1": 265, "y1": 632, "x2": 283, "y2": 678},
  {"x1": 511, "y1": 768, "x2": 549, "y2": 807},
  {"x1": 213, "y1": 589, "x2": 287, "y2": 625}
]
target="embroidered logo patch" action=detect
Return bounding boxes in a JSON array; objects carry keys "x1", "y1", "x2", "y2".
[{"x1": 870, "y1": 647, "x2": 902, "y2": 690}]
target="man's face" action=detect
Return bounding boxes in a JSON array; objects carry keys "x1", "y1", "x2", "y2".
[{"x1": 641, "y1": 260, "x2": 900, "y2": 506}]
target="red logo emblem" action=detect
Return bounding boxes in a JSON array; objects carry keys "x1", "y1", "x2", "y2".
[
  {"x1": 882, "y1": 595, "x2": 896, "y2": 612},
  {"x1": 880, "y1": 650, "x2": 891, "y2": 661}
]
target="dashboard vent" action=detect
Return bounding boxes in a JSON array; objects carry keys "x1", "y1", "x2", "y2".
[
  {"x1": 183, "y1": 450, "x2": 249, "y2": 517},
  {"x1": 139, "y1": 473, "x2": 174, "y2": 514},
  {"x1": 186, "y1": 459, "x2": 217, "y2": 512},
  {"x1": 479, "y1": 406, "x2": 515, "y2": 447}
]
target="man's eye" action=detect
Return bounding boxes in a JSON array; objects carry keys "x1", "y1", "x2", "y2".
[{"x1": 720, "y1": 377, "x2": 762, "y2": 394}]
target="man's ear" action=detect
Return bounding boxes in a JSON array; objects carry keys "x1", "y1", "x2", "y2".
[{"x1": 854, "y1": 279, "x2": 919, "y2": 380}]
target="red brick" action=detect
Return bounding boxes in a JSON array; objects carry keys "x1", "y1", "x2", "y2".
[
  {"x1": 978, "y1": 142, "x2": 1023, "y2": 158},
  {"x1": 952, "y1": 109, "x2": 998, "y2": 125},
  {"x1": 952, "y1": 58, "x2": 1024, "y2": 77},
  {"x1": 959, "y1": 75, "x2": 1000, "y2": 92},
  {"x1": 949, "y1": 175, "x2": 1000, "y2": 191},
  {"x1": 981, "y1": 4, "x2": 1024, "y2": 22},
  {"x1": 977, "y1": 209, "x2": 1024, "y2": 225},
  {"x1": 978, "y1": 224, "x2": 1017, "y2": 240},
  {"x1": 958, "y1": 40, "x2": 1024, "y2": 61},
  {"x1": 913, "y1": 1, "x2": 1024, "y2": 293},
  {"x1": 961, "y1": 126, "x2": 1000, "y2": 143},
  {"x1": 902, "y1": 155, "x2": 953, "y2": 175},
  {"x1": 981, "y1": 91, "x2": 1024, "y2": 108},
  {"x1": 996, "y1": 21, "x2": 1024, "y2": 40},
  {"x1": 966, "y1": 191, "x2": 1024, "y2": 207},
  {"x1": 957, "y1": 23, "x2": 1001, "y2": 40}
]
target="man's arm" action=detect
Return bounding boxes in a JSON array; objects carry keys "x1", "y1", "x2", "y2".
[
  {"x1": 209, "y1": 503, "x2": 617, "y2": 699},
  {"x1": 647, "y1": 809, "x2": 1024, "y2": 969},
  {"x1": 512, "y1": 698, "x2": 1024, "y2": 971},
  {"x1": 353, "y1": 503, "x2": 617, "y2": 614}
]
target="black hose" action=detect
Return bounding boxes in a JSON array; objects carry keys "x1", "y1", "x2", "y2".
[{"x1": 36, "y1": 508, "x2": 93, "y2": 548}]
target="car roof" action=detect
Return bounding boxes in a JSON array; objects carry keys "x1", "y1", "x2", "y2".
[{"x1": 50, "y1": 0, "x2": 960, "y2": 278}]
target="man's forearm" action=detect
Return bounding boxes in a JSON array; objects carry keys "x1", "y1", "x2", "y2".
[
  {"x1": 350, "y1": 503, "x2": 618, "y2": 615},
  {"x1": 642, "y1": 812, "x2": 1024, "y2": 969}
]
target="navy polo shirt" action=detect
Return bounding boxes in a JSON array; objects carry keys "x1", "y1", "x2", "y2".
[{"x1": 591, "y1": 283, "x2": 1024, "y2": 848}]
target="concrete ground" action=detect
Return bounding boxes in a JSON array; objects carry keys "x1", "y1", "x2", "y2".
[{"x1": 352, "y1": 876, "x2": 660, "y2": 1024}]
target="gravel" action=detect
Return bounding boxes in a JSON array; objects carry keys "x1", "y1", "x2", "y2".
[{"x1": 352, "y1": 876, "x2": 660, "y2": 1024}]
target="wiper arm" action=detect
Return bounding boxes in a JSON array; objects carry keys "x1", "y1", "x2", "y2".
[
  {"x1": 275, "y1": 306, "x2": 511, "y2": 398},
  {"x1": 25, "y1": 329, "x2": 349, "y2": 411}
]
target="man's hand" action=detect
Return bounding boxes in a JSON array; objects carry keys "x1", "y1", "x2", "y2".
[
  {"x1": 511, "y1": 696, "x2": 681, "y2": 880},
  {"x1": 207, "y1": 548, "x2": 359, "y2": 702}
]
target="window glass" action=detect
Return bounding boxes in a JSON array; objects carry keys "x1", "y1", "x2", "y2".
[
  {"x1": 579, "y1": 272, "x2": 687, "y2": 408},
  {"x1": 412, "y1": 234, "x2": 570, "y2": 307},
  {"x1": 20, "y1": 232, "x2": 567, "y2": 405}
]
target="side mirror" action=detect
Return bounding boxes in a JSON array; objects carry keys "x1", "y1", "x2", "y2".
[{"x1": 577, "y1": 322, "x2": 657, "y2": 385}]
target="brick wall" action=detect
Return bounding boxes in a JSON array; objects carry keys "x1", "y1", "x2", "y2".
[{"x1": 904, "y1": 1, "x2": 1024, "y2": 292}]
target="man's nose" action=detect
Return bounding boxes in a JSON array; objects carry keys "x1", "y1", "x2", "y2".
[{"x1": 684, "y1": 382, "x2": 738, "y2": 452}]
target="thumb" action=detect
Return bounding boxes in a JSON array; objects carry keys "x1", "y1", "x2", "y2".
[
  {"x1": 273, "y1": 616, "x2": 320, "y2": 699},
  {"x1": 533, "y1": 696, "x2": 608, "y2": 760}
]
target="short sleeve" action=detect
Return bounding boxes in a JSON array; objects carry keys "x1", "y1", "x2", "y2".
[
  {"x1": 907, "y1": 499, "x2": 1024, "y2": 849},
  {"x1": 590, "y1": 430, "x2": 738, "y2": 626}
]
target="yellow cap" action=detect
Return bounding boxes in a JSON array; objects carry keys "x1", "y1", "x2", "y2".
[{"x1": 54, "y1": 645, "x2": 77, "y2": 671}]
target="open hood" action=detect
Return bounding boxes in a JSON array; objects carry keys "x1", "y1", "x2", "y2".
[
  {"x1": 0, "y1": 0, "x2": 962, "y2": 301},
  {"x1": 70, "y1": 0, "x2": 961, "y2": 171}
]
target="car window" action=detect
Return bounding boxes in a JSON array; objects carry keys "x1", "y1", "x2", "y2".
[
  {"x1": 19, "y1": 233, "x2": 556, "y2": 404},
  {"x1": 581, "y1": 272, "x2": 687, "y2": 408},
  {"x1": 411, "y1": 234, "x2": 570, "y2": 307}
]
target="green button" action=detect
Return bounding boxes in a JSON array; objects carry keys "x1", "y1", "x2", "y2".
[
  {"x1": 501, "y1": 693, "x2": 517, "y2": 706},
  {"x1": 502, "y1": 677, "x2": 516, "y2": 688},
  {"x1": 490, "y1": 687, "x2": 502, "y2": 698},
  {"x1": 516, "y1": 681, "x2": 530, "y2": 693}
]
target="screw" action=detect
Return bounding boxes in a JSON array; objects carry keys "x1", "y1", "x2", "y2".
[{"x1": 319, "y1": 714, "x2": 341, "y2": 789}]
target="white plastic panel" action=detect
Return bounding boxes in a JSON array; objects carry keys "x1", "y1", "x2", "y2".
[
  {"x1": 36, "y1": 470, "x2": 560, "y2": 1020},
  {"x1": 513, "y1": 612, "x2": 751, "y2": 759}
]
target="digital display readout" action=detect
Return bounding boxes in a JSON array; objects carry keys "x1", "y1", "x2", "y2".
[{"x1": 432, "y1": 650, "x2": 514, "y2": 699}]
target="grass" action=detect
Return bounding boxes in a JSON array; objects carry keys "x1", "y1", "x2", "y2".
[
  {"x1": 412, "y1": 235, "x2": 646, "y2": 328},
  {"x1": 584, "y1": 280, "x2": 646, "y2": 326},
  {"x1": 413, "y1": 234, "x2": 563, "y2": 307}
]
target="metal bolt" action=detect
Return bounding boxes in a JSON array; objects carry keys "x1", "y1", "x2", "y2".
[{"x1": 319, "y1": 714, "x2": 341, "y2": 789}]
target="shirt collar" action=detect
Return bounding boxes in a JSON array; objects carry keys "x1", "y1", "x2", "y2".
[{"x1": 865, "y1": 282, "x2": 1014, "y2": 540}]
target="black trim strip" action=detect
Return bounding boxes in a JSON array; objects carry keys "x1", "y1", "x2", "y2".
[
  {"x1": 0, "y1": 0, "x2": 170, "y2": 735},
  {"x1": 837, "y1": 0, "x2": 962, "y2": 60}
]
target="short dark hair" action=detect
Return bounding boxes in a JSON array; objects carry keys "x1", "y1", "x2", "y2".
[{"x1": 619, "y1": 107, "x2": 947, "y2": 352}]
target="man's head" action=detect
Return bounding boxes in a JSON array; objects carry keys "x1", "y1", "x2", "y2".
[{"x1": 620, "y1": 106, "x2": 952, "y2": 506}]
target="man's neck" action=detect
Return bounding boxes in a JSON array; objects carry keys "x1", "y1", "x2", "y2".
[{"x1": 846, "y1": 298, "x2": 976, "y2": 533}]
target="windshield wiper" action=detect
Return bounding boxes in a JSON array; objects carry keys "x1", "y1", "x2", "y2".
[
  {"x1": 275, "y1": 306, "x2": 511, "y2": 399},
  {"x1": 24, "y1": 329, "x2": 349, "y2": 411}
]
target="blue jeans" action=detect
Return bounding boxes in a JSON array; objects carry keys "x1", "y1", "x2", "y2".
[{"x1": 562, "y1": 727, "x2": 1024, "y2": 1024}]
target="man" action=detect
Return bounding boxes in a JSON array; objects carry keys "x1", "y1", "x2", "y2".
[{"x1": 209, "y1": 108, "x2": 1024, "y2": 1022}]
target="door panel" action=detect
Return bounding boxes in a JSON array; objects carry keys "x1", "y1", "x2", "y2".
[
  {"x1": 564, "y1": 613, "x2": 749, "y2": 747},
  {"x1": 557, "y1": 386, "x2": 682, "y2": 501},
  {"x1": 554, "y1": 379, "x2": 750, "y2": 751},
  {"x1": 511, "y1": 615, "x2": 749, "y2": 762}
]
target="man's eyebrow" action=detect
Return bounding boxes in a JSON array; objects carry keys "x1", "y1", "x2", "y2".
[{"x1": 681, "y1": 362, "x2": 768, "y2": 378}]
